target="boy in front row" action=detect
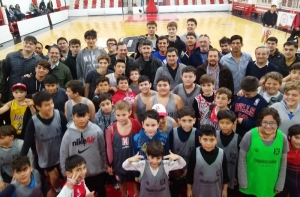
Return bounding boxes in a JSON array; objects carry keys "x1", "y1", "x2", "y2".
[{"x1": 186, "y1": 124, "x2": 229, "y2": 197}]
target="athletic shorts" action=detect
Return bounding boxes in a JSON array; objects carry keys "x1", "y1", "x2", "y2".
[
  {"x1": 262, "y1": 26, "x2": 272, "y2": 35},
  {"x1": 115, "y1": 172, "x2": 135, "y2": 184}
]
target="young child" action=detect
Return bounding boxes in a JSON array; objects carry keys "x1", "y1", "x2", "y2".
[
  {"x1": 186, "y1": 124, "x2": 229, "y2": 197},
  {"x1": 106, "y1": 59, "x2": 126, "y2": 91},
  {"x1": 231, "y1": 76, "x2": 268, "y2": 137},
  {"x1": 122, "y1": 140, "x2": 186, "y2": 197},
  {"x1": 112, "y1": 75, "x2": 136, "y2": 106},
  {"x1": 105, "y1": 100, "x2": 141, "y2": 197},
  {"x1": 44, "y1": 74, "x2": 68, "y2": 112},
  {"x1": 84, "y1": 54, "x2": 113, "y2": 100},
  {"x1": 281, "y1": 62, "x2": 300, "y2": 91},
  {"x1": 92, "y1": 76, "x2": 114, "y2": 112},
  {"x1": 216, "y1": 110, "x2": 241, "y2": 197},
  {"x1": 21, "y1": 90, "x2": 67, "y2": 195},
  {"x1": 129, "y1": 67, "x2": 141, "y2": 95},
  {"x1": 58, "y1": 155, "x2": 94, "y2": 197},
  {"x1": 172, "y1": 66, "x2": 201, "y2": 107},
  {"x1": 168, "y1": 106, "x2": 200, "y2": 197},
  {"x1": 0, "y1": 125, "x2": 33, "y2": 188},
  {"x1": 258, "y1": 71, "x2": 283, "y2": 106},
  {"x1": 0, "y1": 156, "x2": 44, "y2": 197},
  {"x1": 65, "y1": 80, "x2": 95, "y2": 122},
  {"x1": 152, "y1": 104, "x2": 178, "y2": 134},
  {"x1": 94, "y1": 93, "x2": 116, "y2": 131},
  {"x1": 60, "y1": 103, "x2": 106, "y2": 197}
]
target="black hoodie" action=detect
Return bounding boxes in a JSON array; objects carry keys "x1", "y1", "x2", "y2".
[
  {"x1": 167, "y1": 35, "x2": 186, "y2": 56},
  {"x1": 20, "y1": 74, "x2": 45, "y2": 99}
]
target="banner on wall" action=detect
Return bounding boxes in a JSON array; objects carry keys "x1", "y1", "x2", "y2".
[{"x1": 276, "y1": 11, "x2": 295, "y2": 30}]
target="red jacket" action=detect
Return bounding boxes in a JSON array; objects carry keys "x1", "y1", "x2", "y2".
[
  {"x1": 112, "y1": 90, "x2": 136, "y2": 106},
  {"x1": 292, "y1": 13, "x2": 300, "y2": 29},
  {"x1": 286, "y1": 142, "x2": 300, "y2": 189}
]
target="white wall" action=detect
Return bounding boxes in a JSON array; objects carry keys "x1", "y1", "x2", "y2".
[{"x1": 2, "y1": 0, "x2": 31, "y2": 13}]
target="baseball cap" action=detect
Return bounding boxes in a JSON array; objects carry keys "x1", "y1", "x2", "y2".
[
  {"x1": 11, "y1": 83, "x2": 27, "y2": 91},
  {"x1": 152, "y1": 104, "x2": 167, "y2": 117}
]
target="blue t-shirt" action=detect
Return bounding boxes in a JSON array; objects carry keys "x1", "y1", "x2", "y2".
[
  {"x1": 11, "y1": 174, "x2": 35, "y2": 197},
  {"x1": 152, "y1": 52, "x2": 182, "y2": 65}
]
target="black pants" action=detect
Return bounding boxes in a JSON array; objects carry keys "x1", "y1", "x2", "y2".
[
  {"x1": 170, "y1": 178, "x2": 187, "y2": 197},
  {"x1": 85, "y1": 172, "x2": 106, "y2": 197},
  {"x1": 288, "y1": 29, "x2": 300, "y2": 42}
]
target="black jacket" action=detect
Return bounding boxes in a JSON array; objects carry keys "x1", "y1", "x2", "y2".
[
  {"x1": 275, "y1": 54, "x2": 300, "y2": 77},
  {"x1": 262, "y1": 11, "x2": 278, "y2": 27},
  {"x1": 108, "y1": 55, "x2": 134, "y2": 78},
  {"x1": 268, "y1": 49, "x2": 284, "y2": 67},
  {"x1": 20, "y1": 74, "x2": 45, "y2": 99},
  {"x1": 167, "y1": 35, "x2": 186, "y2": 56},
  {"x1": 64, "y1": 55, "x2": 77, "y2": 79},
  {"x1": 145, "y1": 34, "x2": 159, "y2": 51}
]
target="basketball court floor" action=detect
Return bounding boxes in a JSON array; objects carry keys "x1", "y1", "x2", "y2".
[{"x1": 0, "y1": 12, "x2": 289, "y2": 60}]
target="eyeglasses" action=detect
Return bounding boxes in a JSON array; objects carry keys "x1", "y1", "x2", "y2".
[
  {"x1": 261, "y1": 121, "x2": 277, "y2": 127},
  {"x1": 107, "y1": 43, "x2": 116, "y2": 46}
]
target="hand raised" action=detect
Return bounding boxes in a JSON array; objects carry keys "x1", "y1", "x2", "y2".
[{"x1": 164, "y1": 150, "x2": 180, "y2": 161}]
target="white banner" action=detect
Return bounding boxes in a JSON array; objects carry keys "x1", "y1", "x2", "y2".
[{"x1": 276, "y1": 11, "x2": 296, "y2": 30}]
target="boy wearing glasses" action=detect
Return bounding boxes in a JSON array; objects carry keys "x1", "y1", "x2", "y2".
[{"x1": 106, "y1": 38, "x2": 117, "y2": 57}]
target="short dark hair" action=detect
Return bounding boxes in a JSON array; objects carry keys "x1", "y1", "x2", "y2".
[
  {"x1": 69, "y1": 38, "x2": 81, "y2": 46},
  {"x1": 146, "y1": 21, "x2": 157, "y2": 27},
  {"x1": 72, "y1": 103, "x2": 89, "y2": 116},
  {"x1": 49, "y1": 45, "x2": 61, "y2": 54},
  {"x1": 157, "y1": 36, "x2": 168, "y2": 43},
  {"x1": 178, "y1": 106, "x2": 195, "y2": 118},
  {"x1": 117, "y1": 75, "x2": 129, "y2": 85},
  {"x1": 187, "y1": 18, "x2": 197, "y2": 26},
  {"x1": 199, "y1": 74, "x2": 215, "y2": 85},
  {"x1": 98, "y1": 54, "x2": 111, "y2": 64},
  {"x1": 219, "y1": 36, "x2": 230, "y2": 46},
  {"x1": 116, "y1": 41, "x2": 126, "y2": 50},
  {"x1": 138, "y1": 75, "x2": 151, "y2": 84},
  {"x1": 36, "y1": 41, "x2": 43, "y2": 48},
  {"x1": 288, "y1": 124, "x2": 300, "y2": 139},
  {"x1": 271, "y1": 4, "x2": 277, "y2": 7},
  {"x1": 186, "y1": 32, "x2": 197, "y2": 38},
  {"x1": 57, "y1": 37, "x2": 68, "y2": 44},
  {"x1": 24, "y1": 36, "x2": 37, "y2": 45},
  {"x1": 216, "y1": 87, "x2": 232, "y2": 100},
  {"x1": 156, "y1": 76, "x2": 170, "y2": 85},
  {"x1": 44, "y1": 74, "x2": 59, "y2": 84},
  {"x1": 207, "y1": 48, "x2": 221, "y2": 58},
  {"x1": 257, "y1": 107, "x2": 281, "y2": 127},
  {"x1": 241, "y1": 76, "x2": 259, "y2": 92},
  {"x1": 230, "y1": 35, "x2": 243, "y2": 45},
  {"x1": 266, "y1": 37, "x2": 278, "y2": 44},
  {"x1": 217, "y1": 110, "x2": 236, "y2": 123},
  {"x1": 12, "y1": 156, "x2": 31, "y2": 172},
  {"x1": 115, "y1": 59, "x2": 126, "y2": 66},
  {"x1": 166, "y1": 47, "x2": 178, "y2": 56},
  {"x1": 141, "y1": 39, "x2": 153, "y2": 47},
  {"x1": 84, "y1": 29, "x2": 97, "y2": 39},
  {"x1": 65, "y1": 154, "x2": 86, "y2": 172},
  {"x1": 107, "y1": 38, "x2": 117, "y2": 45},
  {"x1": 142, "y1": 109, "x2": 160, "y2": 123},
  {"x1": 0, "y1": 125, "x2": 16, "y2": 138},
  {"x1": 33, "y1": 90, "x2": 52, "y2": 107},
  {"x1": 182, "y1": 66, "x2": 196, "y2": 75},
  {"x1": 199, "y1": 124, "x2": 216, "y2": 137},
  {"x1": 96, "y1": 76, "x2": 110, "y2": 86},
  {"x1": 290, "y1": 62, "x2": 300, "y2": 71},
  {"x1": 167, "y1": 21, "x2": 178, "y2": 29},
  {"x1": 283, "y1": 41, "x2": 298, "y2": 49},
  {"x1": 98, "y1": 93, "x2": 112, "y2": 105},
  {"x1": 66, "y1": 80, "x2": 84, "y2": 96},
  {"x1": 129, "y1": 67, "x2": 140, "y2": 75},
  {"x1": 146, "y1": 140, "x2": 164, "y2": 157},
  {"x1": 36, "y1": 59, "x2": 51, "y2": 71}
]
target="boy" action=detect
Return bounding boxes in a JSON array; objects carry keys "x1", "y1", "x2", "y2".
[
  {"x1": 60, "y1": 103, "x2": 106, "y2": 197},
  {"x1": 193, "y1": 74, "x2": 215, "y2": 129},
  {"x1": 58, "y1": 155, "x2": 94, "y2": 197},
  {"x1": 92, "y1": 76, "x2": 113, "y2": 112},
  {"x1": 258, "y1": 72, "x2": 283, "y2": 106},
  {"x1": 84, "y1": 54, "x2": 113, "y2": 100},
  {"x1": 123, "y1": 140, "x2": 186, "y2": 197},
  {"x1": 0, "y1": 156, "x2": 44, "y2": 197},
  {"x1": 281, "y1": 62, "x2": 300, "y2": 91},
  {"x1": 152, "y1": 104, "x2": 178, "y2": 134},
  {"x1": 129, "y1": 68, "x2": 141, "y2": 95},
  {"x1": 64, "y1": 38, "x2": 81, "y2": 79},
  {"x1": 231, "y1": 76, "x2": 268, "y2": 137},
  {"x1": 44, "y1": 74, "x2": 68, "y2": 112},
  {"x1": 216, "y1": 110, "x2": 241, "y2": 197},
  {"x1": 169, "y1": 106, "x2": 200, "y2": 197},
  {"x1": 112, "y1": 76, "x2": 136, "y2": 106},
  {"x1": 65, "y1": 80, "x2": 95, "y2": 122},
  {"x1": 21, "y1": 90, "x2": 67, "y2": 195},
  {"x1": 186, "y1": 124, "x2": 229, "y2": 197},
  {"x1": 21, "y1": 59, "x2": 51, "y2": 99},
  {"x1": 172, "y1": 66, "x2": 201, "y2": 107},
  {"x1": 94, "y1": 93, "x2": 116, "y2": 131},
  {"x1": 166, "y1": 21, "x2": 186, "y2": 56},
  {"x1": 105, "y1": 100, "x2": 141, "y2": 197},
  {"x1": 106, "y1": 59, "x2": 126, "y2": 91},
  {"x1": 145, "y1": 21, "x2": 159, "y2": 51}
]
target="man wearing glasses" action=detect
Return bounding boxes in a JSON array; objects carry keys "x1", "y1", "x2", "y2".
[{"x1": 106, "y1": 38, "x2": 117, "y2": 57}]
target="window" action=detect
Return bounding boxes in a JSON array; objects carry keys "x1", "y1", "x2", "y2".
[{"x1": 281, "y1": 0, "x2": 300, "y2": 8}]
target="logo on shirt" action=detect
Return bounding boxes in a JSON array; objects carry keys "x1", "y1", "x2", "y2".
[
  {"x1": 122, "y1": 137, "x2": 129, "y2": 146},
  {"x1": 273, "y1": 148, "x2": 280, "y2": 155},
  {"x1": 160, "y1": 178, "x2": 166, "y2": 186},
  {"x1": 230, "y1": 153, "x2": 237, "y2": 160},
  {"x1": 254, "y1": 98, "x2": 260, "y2": 106},
  {"x1": 78, "y1": 146, "x2": 91, "y2": 154},
  {"x1": 72, "y1": 136, "x2": 95, "y2": 146}
]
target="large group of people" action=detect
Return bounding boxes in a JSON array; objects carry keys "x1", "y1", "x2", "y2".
[{"x1": 0, "y1": 8, "x2": 299, "y2": 197}]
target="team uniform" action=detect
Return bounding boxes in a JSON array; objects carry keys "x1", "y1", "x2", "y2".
[
  {"x1": 151, "y1": 94, "x2": 178, "y2": 120},
  {"x1": 135, "y1": 91, "x2": 156, "y2": 123},
  {"x1": 172, "y1": 83, "x2": 201, "y2": 107},
  {"x1": 65, "y1": 98, "x2": 89, "y2": 122}
]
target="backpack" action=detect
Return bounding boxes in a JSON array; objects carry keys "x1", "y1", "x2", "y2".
[{"x1": 0, "y1": 59, "x2": 8, "y2": 103}]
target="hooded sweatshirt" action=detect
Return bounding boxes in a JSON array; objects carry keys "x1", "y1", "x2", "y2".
[
  {"x1": 21, "y1": 74, "x2": 45, "y2": 99},
  {"x1": 76, "y1": 47, "x2": 106, "y2": 83},
  {"x1": 271, "y1": 101, "x2": 300, "y2": 135},
  {"x1": 60, "y1": 121, "x2": 106, "y2": 177},
  {"x1": 94, "y1": 107, "x2": 116, "y2": 131}
]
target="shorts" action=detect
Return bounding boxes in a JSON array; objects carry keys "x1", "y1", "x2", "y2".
[
  {"x1": 262, "y1": 26, "x2": 272, "y2": 36},
  {"x1": 43, "y1": 164, "x2": 61, "y2": 173},
  {"x1": 115, "y1": 172, "x2": 135, "y2": 184}
]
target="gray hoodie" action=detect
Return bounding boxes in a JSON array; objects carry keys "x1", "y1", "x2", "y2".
[
  {"x1": 94, "y1": 107, "x2": 116, "y2": 131},
  {"x1": 60, "y1": 121, "x2": 106, "y2": 176},
  {"x1": 76, "y1": 47, "x2": 106, "y2": 83}
]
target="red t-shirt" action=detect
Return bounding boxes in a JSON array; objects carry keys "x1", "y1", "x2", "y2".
[
  {"x1": 63, "y1": 181, "x2": 86, "y2": 197},
  {"x1": 112, "y1": 90, "x2": 136, "y2": 106}
]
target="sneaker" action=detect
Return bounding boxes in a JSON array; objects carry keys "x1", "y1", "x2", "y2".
[{"x1": 114, "y1": 183, "x2": 120, "y2": 190}]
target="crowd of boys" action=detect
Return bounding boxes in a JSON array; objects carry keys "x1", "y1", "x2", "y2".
[{"x1": 0, "y1": 15, "x2": 299, "y2": 197}]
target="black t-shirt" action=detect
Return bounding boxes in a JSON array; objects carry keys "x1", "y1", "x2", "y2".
[{"x1": 167, "y1": 64, "x2": 179, "y2": 80}]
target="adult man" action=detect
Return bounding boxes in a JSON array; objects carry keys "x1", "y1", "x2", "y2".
[
  {"x1": 196, "y1": 48, "x2": 234, "y2": 95},
  {"x1": 219, "y1": 36, "x2": 231, "y2": 56},
  {"x1": 180, "y1": 18, "x2": 199, "y2": 43},
  {"x1": 5, "y1": 36, "x2": 41, "y2": 99},
  {"x1": 57, "y1": 37, "x2": 71, "y2": 61},
  {"x1": 48, "y1": 45, "x2": 73, "y2": 88},
  {"x1": 106, "y1": 38, "x2": 117, "y2": 57},
  {"x1": 153, "y1": 47, "x2": 186, "y2": 90},
  {"x1": 145, "y1": 21, "x2": 159, "y2": 51},
  {"x1": 266, "y1": 37, "x2": 284, "y2": 66},
  {"x1": 166, "y1": 21, "x2": 185, "y2": 56},
  {"x1": 132, "y1": 39, "x2": 162, "y2": 85},
  {"x1": 35, "y1": 41, "x2": 48, "y2": 60},
  {"x1": 220, "y1": 35, "x2": 252, "y2": 96},
  {"x1": 180, "y1": 33, "x2": 203, "y2": 68},
  {"x1": 261, "y1": 5, "x2": 278, "y2": 45},
  {"x1": 153, "y1": 36, "x2": 169, "y2": 65},
  {"x1": 108, "y1": 41, "x2": 134, "y2": 77},
  {"x1": 76, "y1": 29, "x2": 106, "y2": 83},
  {"x1": 64, "y1": 39, "x2": 81, "y2": 79},
  {"x1": 288, "y1": 12, "x2": 300, "y2": 52},
  {"x1": 198, "y1": 34, "x2": 212, "y2": 63}
]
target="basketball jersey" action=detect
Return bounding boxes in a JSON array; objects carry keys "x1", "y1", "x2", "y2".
[
  {"x1": 140, "y1": 161, "x2": 171, "y2": 197},
  {"x1": 216, "y1": 130, "x2": 238, "y2": 189},
  {"x1": 164, "y1": 117, "x2": 174, "y2": 134},
  {"x1": 10, "y1": 100, "x2": 27, "y2": 135},
  {"x1": 192, "y1": 147, "x2": 224, "y2": 197},
  {"x1": 136, "y1": 91, "x2": 156, "y2": 123},
  {"x1": 32, "y1": 110, "x2": 62, "y2": 168},
  {"x1": 174, "y1": 84, "x2": 201, "y2": 107},
  {"x1": 66, "y1": 98, "x2": 88, "y2": 122},
  {"x1": 152, "y1": 93, "x2": 178, "y2": 120},
  {"x1": 107, "y1": 73, "x2": 117, "y2": 87}
]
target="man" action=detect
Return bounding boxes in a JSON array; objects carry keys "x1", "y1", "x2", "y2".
[
  {"x1": 180, "y1": 33, "x2": 203, "y2": 68},
  {"x1": 48, "y1": 45, "x2": 73, "y2": 88},
  {"x1": 166, "y1": 21, "x2": 186, "y2": 56},
  {"x1": 106, "y1": 38, "x2": 117, "y2": 57},
  {"x1": 5, "y1": 35, "x2": 41, "y2": 99},
  {"x1": 153, "y1": 47, "x2": 186, "y2": 90},
  {"x1": 35, "y1": 41, "x2": 48, "y2": 60},
  {"x1": 288, "y1": 12, "x2": 300, "y2": 52},
  {"x1": 108, "y1": 41, "x2": 134, "y2": 77},
  {"x1": 64, "y1": 39, "x2": 81, "y2": 79},
  {"x1": 146, "y1": 21, "x2": 159, "y2": 51},
  {"x1": 153, "y1": 36, "x2": 169, "y2": 65},
  {"x1": 220, "y1": 35, "x2": 252, "y2": 96},
  {"x1": 196, "y1": 48, "x2": 234, "y2": 95},
  {"x1": 57, "y1": 37, "x2": 71, "y2": 61},
  {"x1": 266, "y1": 37, "x2": 284, "y2": 66},
  {"x1": 180, "y1": 18, "x2": 199, "y2": 43},
  {"x1": 219, "y1": 36, "x2": 231, "y2": 56},
  {"x1": 198, "y1": 34, "x2": 212, "y2": 63},
  {"x1": 76, "y1": 29, "x2": 106, "y2": 83},
  {"x1": 261, "y1": 5, "x2": 278, "y2": 45},
  {"x1": 275, "y1": 41, "x2": 300, "y2": 77},
  {"x1": 132, "y1": 39, "x2": 162, "y2": 85}
]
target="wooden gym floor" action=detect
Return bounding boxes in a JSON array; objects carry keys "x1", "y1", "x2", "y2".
[{"x1": 0, "y1": 12, "x2": 289, "y2": 60}]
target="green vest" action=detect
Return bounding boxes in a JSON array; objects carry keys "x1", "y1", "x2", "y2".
[{"x1": 241, "y1": 127, "x2": 283, "y2": 197}]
